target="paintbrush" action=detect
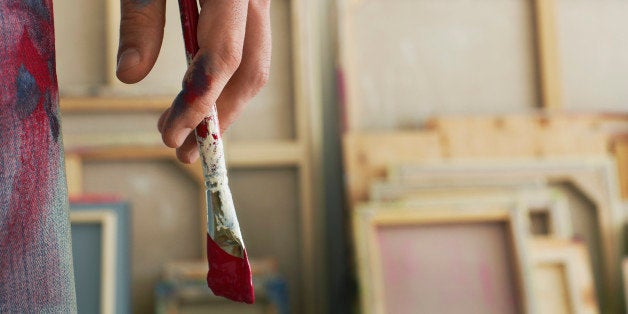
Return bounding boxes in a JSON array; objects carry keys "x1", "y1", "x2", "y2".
[{"x1": 177, "y1": 0, "x2": 254, "y2": 303}]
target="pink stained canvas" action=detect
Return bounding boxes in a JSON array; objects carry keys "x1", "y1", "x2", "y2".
[{"x1": 376, "y1": 223, "x2": 520, "y2": 314}]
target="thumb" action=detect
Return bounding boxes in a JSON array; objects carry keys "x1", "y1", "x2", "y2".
[{"x1": 116, "y1": 0, "x2": 166, "y2": 84}]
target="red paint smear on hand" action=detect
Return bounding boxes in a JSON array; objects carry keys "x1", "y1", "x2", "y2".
[{"x1": 206, "y1": 234, "x2": 254, "y2": 304}]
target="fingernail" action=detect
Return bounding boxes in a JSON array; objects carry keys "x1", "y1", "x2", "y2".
[
  {"x1": 117, "y1": 48, "x2": 141, "y2": 73},
  {"x1": 174, "y1": 128, "x2": 192, "y2": 147}
]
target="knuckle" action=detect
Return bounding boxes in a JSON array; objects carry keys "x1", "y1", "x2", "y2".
[
  {"x1": 188, "y1": 96, "x2": 213, "y2": 119},
  {"x1": 215, "y1": 44, "x2": 243, "y2": 74},
  {"x1": 248, "y1": 66, "x2": 270, "y2": 92}
]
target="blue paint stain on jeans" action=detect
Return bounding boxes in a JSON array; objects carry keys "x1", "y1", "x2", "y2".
[
  {"x1": 44, "y1": 92, "x2": 59, "y2": 141},
  {"x1": 15, "y1": 65, "x2": 41, "y2": 119},
  {"x1": 22, "y1": 0, "x2": 50, "y2": 20}
]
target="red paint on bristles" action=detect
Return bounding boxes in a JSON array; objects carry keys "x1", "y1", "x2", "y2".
[
  {"x1": 206, "y1": 234, "x2": 255, "y2": 304},
  {"x1": 177, "y1": 0, "x2": 254, "y2": 303}
]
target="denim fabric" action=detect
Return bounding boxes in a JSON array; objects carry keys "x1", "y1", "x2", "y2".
[{"x1": 0, "y1": 0, "x2": 77, "y2": 312}]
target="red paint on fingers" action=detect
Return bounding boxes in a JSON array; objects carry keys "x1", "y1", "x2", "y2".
[
  {"x1": 167, "y1": 55, "x2": 212, "y2": 130},
  {"x1": 206, "y1": 234, "x2": 254, "y2": 304},
  {"x1": 182, "y1": 55, "x2": 210, "y2": 104}
]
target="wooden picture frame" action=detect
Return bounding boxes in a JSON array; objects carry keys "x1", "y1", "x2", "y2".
[
  {"x1": 71, "y1": 198, "x2": 131, "y2": 314},
  {"x1": 354, "y1": 203, "x2": 533, "y2": 314},
  {"x1": 387, "y1": 158, "x2": 623, "y2": 312},
  {"x1": 370, "y1": 183, "x2": 573, "y2": 239},
  {"x1": 529, "y1": 238, "x2": 598, "y2": 314},
  {"x1": 70, "y1": 210, "x2": 118, "y2": 314},
  {"x1": 63, "y1": 148, "x2": 313, "y2": 313},
  {"x1": 338, "y1": 0, "x2": 562, "y2": 133}
]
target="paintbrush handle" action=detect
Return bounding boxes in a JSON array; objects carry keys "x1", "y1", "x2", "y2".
[
  {"x1": 177, "y1": 0, "x2": 254, "y2": 303},
  {"x1": 177, "y1": 0, "x2": 245, "y2": 253},
  {"x1": 177, "y1": 0, "x2": 226, "y2": 188},
  {"x1": 178, "y1": 0, "x2": 200, "y2": 63}
]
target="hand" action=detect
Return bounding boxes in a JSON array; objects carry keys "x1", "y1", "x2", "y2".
[{"x1": 116, "y1": 0, "x2": 272, "y2": 163}]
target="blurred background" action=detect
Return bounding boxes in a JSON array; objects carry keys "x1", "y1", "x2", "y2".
[{"x1": 55, "y1": 0, "x2": 628, "y2": 313}]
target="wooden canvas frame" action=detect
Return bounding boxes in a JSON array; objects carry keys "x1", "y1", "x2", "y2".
[
  {"x1": 71, "y1": 199, "x2": 131, "y2": 314},
  {"x1": 354, "y1": 203, "x2": 533, "y2": 314},
  {"x1": 370, "y1": 183, "x2": 573, "y2": 239},
  {"x1": 66, "y1": 141, "x2": 321, "y2": 312},
  {"x1": 342, "y1": 132, "x2": 443, "y2": 206},
  {"x1": 342, "y1": 126, "x2": 614, "y2": 209},
  {"x1": 387, "y1": 158, "x2": 622, "y2": 312},
  {"x1": 529, "y1": 239, "x2": 599, "y2": 313},
  {"x1": 338, "y1": 0, "x2": 563, "y2": 132},
  {"x1": 70, "y1": 210, "x2": 118, "y2": 314}
]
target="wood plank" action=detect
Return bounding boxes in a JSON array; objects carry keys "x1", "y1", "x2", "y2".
[
  {"x1": 292, "y1": 0, "x2": 323, "y2": 309},
  {"x1": 530, "y1": 239, "x2": 599, "y2": 314},
  {"x1": 105, "y1": 0, "x2": 120, "y2": 87},
  {"x1": 343, "y1": 131, "x2": 442, "y2": 206},
  {"x1": 533, "y1": 0, "x2": 562, "y2": 110},
  {"x1": 613, "y1": 138, "x2": 628, "y2": 199},
  {"x1": 65, "y1": 141, "x2": 304, "y2": 168},
  {"x1": 426, "y1": 115, "x2": 608, "y2": 158},
  {"x1": 60, "y1": 97, "x2": 171, "y2": 113}
]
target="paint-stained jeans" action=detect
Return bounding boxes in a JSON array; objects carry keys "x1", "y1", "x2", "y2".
[{"x1": 0, "y1": 1, "x2": 77, "y2": 312}]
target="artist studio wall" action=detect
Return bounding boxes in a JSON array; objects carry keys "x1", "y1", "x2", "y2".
[
  {"x1": 555, "y1": 0, "x2": 628, "y2": 112},
  {"x1": 55, "y1": 0, "x2": 324, "y2": 313}
]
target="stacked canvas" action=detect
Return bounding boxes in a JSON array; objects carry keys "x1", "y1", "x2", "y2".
[
  {"x1": 337, "y1": 0, "x2": 628, "y2": 312},
  {"x1": 344, "y1": 122, "x2": 628, "y2": 313}
]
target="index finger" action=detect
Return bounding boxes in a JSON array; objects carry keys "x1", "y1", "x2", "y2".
[{"x1": 160, "y1": 0, "x2": 249, "y2": 148}]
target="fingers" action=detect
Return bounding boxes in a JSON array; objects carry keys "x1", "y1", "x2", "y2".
[
  {"x1": 157, "y1": 107, "x2": 170, "y2": 134},
  {"x1": 171, "y1": 0, "x2": 271, "y2": 162},
  {"x1": 159, "y1": 0, "x2": 249, "y2": 149},
  {"x1": 158, "y1": 107, "x2": 200, "y2": 164},
  {"x1": 117, "y1": 0, "x2": 166, "y2": 84},
  {"x1": 176, "y1": 133, "x2": 200, "y2": 163},
  {"x1": 215, "y1": 0, "x2": 272, "y2": 133}
]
